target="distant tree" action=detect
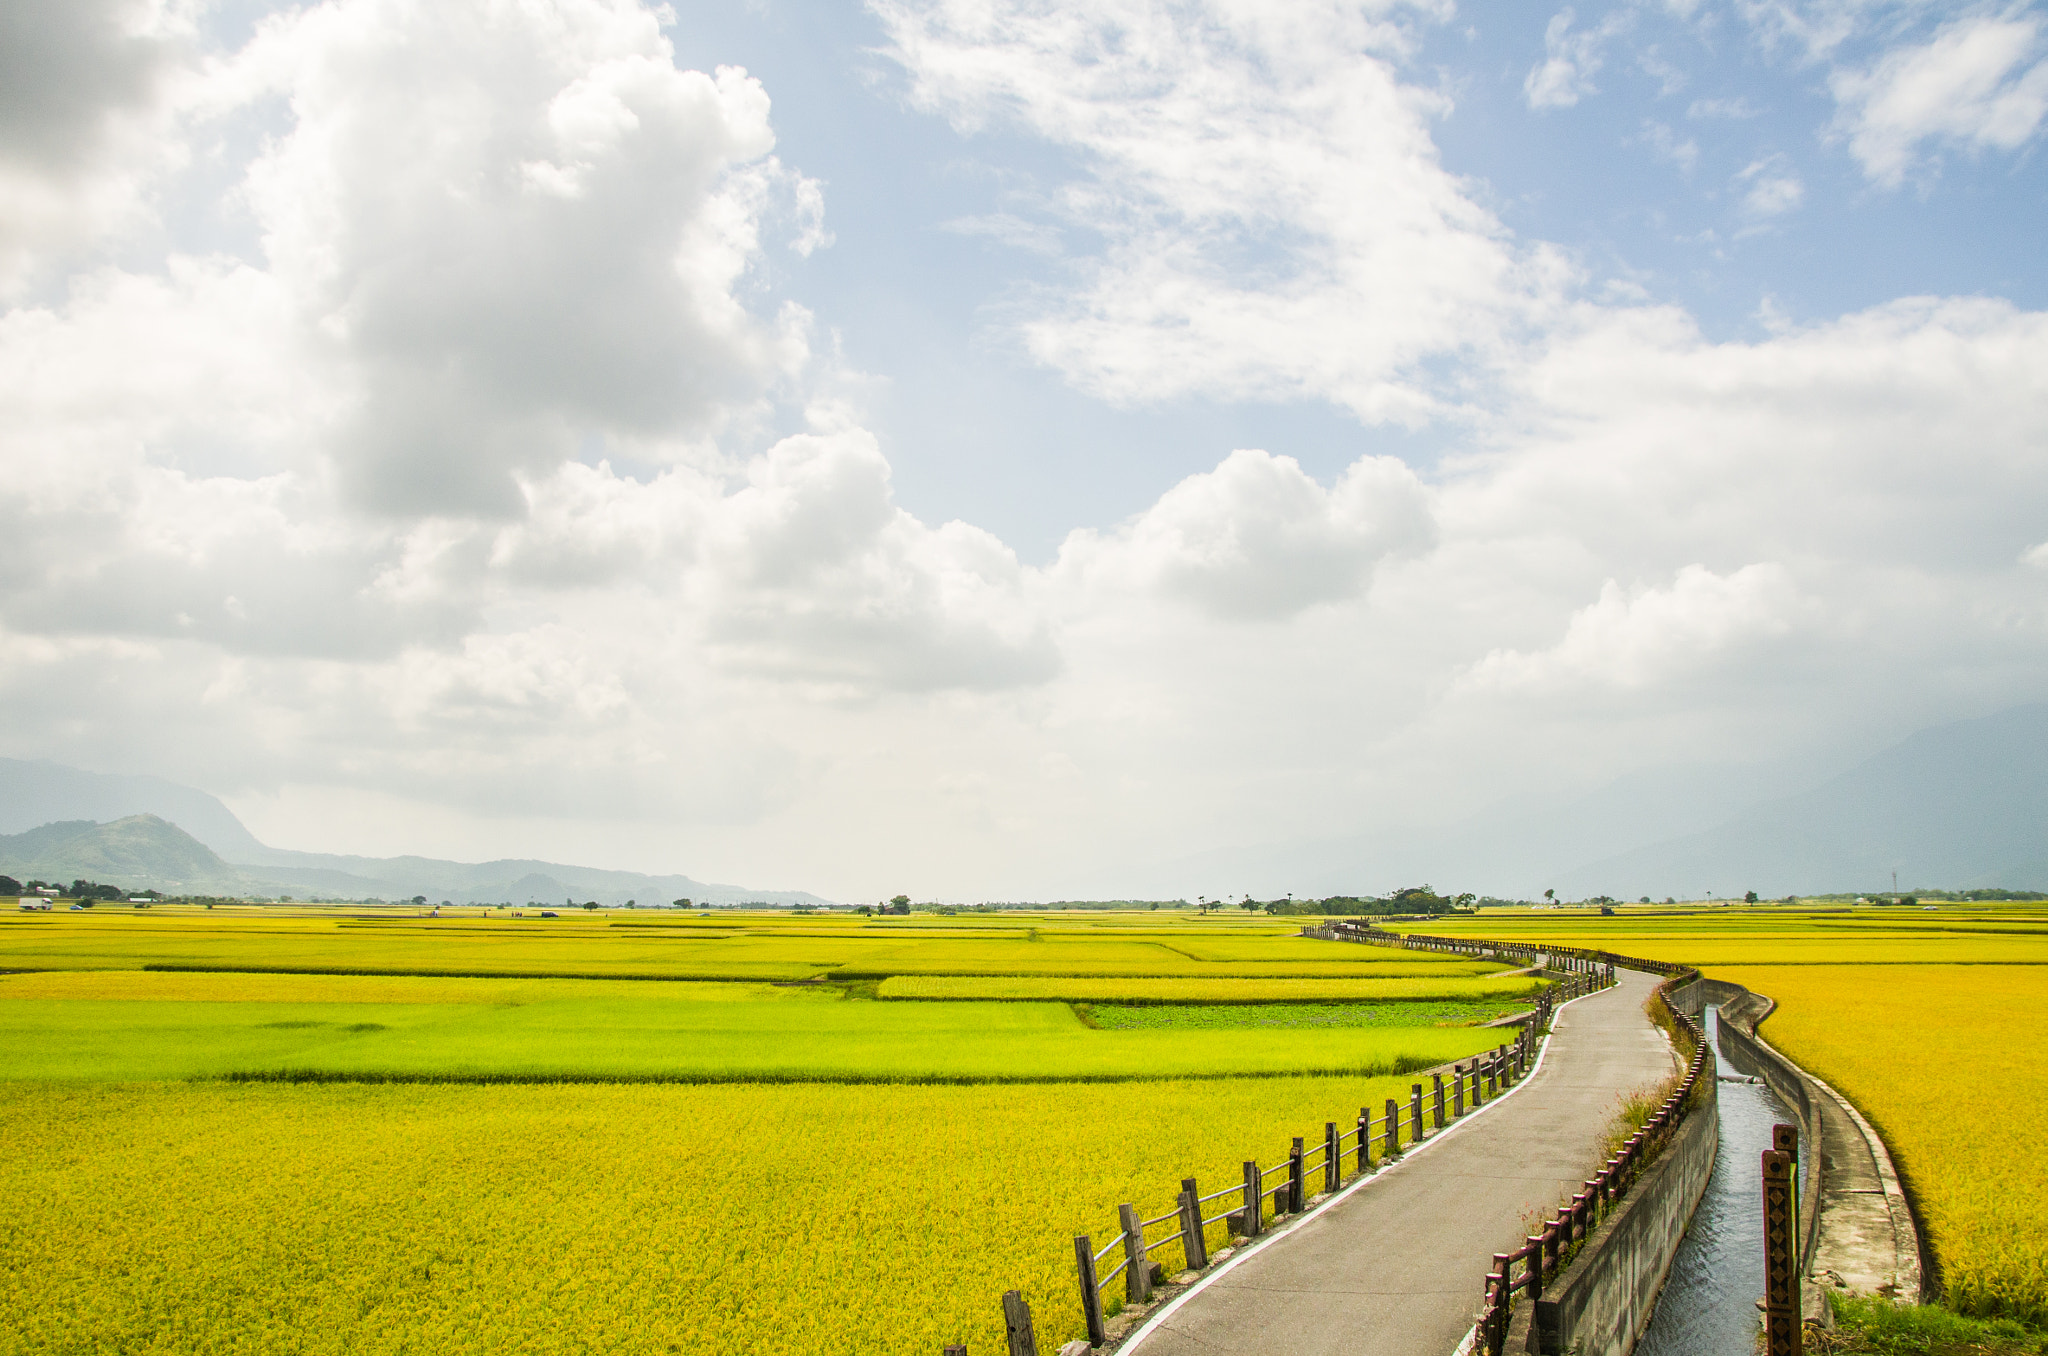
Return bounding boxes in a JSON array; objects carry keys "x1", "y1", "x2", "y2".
[
  {"x1": 1239, "y1": 896, "x2": 1258, "y2": 912},
  {"x1": 626, "y1": 899, "x2": 636, "y2": 909},
  {"x1": 0, "y1": 875, "x2": 20, "y2": 895},
  {"x1": 582, "y1": 900, "x2": 599, "y2": 910},
  {"x1": 857, "y1": 904, "x2": 873, "y2": 916},
  {"x1": 1543, "y1": 888, "x2": 1555, "y2": 904},
  {"x1": 412, "y1": 895, "x2": 427, "y2": 907},
  {"x1": 1744, "y1": 890, "x2": 1759, "y2": 904},
  {"x1": 672, "y1": 898, "x2": 691, "y2": 909},
  {"x1": 1638, "y1": 896, "x2": 1651, "y2": 904},
  {"x1": 1150, "y1": 901, "x2": 1159, "y2": 911},
  {"x1": 889, "y1": 894, "x2": 911, "y2": 916}
]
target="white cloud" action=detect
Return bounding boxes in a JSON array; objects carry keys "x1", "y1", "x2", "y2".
[
  {"x1": 1525, "y1": 7, "x2": 1633, "y2": 110},
  {"x1": 1736, "y1": 153, "x2": 1805, "y2": 219},
  {"x1": 1829, "y1": 13, "x2": 2048, "y2": 187},
  {"x1": 1641, "y1": 119, "x2": 1700, "y2": 172},
  {"x1": 0, "y1": 0, "x2": 191, "y2": 294},
  {"x1": 6, "y1": 0, "x2": 2048, "y2": 901},
  {"x1": 1458, "y1": 563, "x2": 1808, "y2": 695},
  {"x1": 871, "y1": 0, "x2": 1544, "y2": 425},
  {"x1": 1052, "y1": 449, "x2": 1435, "y2": 622}
]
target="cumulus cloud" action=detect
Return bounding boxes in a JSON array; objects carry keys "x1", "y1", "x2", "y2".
[
  {"x1": 1458, "y1": 563, "x2": 1808, "y2": 695},
  {"x1": 1054, "y1": 450, "x2": 1435, "y2": 623},
  {"x1": 0, "y1": 0, "x2": 188, "y2": 293},
  {"x1": 6, "y1": 0, "x2": 2048, "y2": 900},
  {"x1": 871, "y1": 0, "x2": 1544, "y2": 424},
  {"x1": 1829, "y1": 13, "x2": 2048, "y2": 187}
]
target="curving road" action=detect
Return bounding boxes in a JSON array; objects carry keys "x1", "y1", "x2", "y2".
[{"x1": 1121, "y1": 966, "x2": 1677, "y2": 1356}]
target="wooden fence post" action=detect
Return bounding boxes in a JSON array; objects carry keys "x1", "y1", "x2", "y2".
[
  {"x1": 1289, "y1": 1137, "x2": 1305, "y2": 1213},
  {"x1": 1762, "y1": 1150, "x2": 1801, "y2": 1356},
  {"x1": 1324, "y1": 1122, "x2": 1340, "y2": 1193},
  {"x1": 1453, "y1": 1064, "x2": 1465, "y2": 1117},
  {"x1": 1179, "y1": 1179, "x2": 1207, "y2": 1271},
  {"x1": 1242, "y1": 1160, "x2": 1262, "y2": 1236},
  {"x1": 1357, "y1": 1109, "x2": 1372, "y2": 1172},
  {"x1": 1383, "y1": 1098, "x2": 1399, "y2": 1156},
  {"x1": 1118, "y1": 1203, "x2": 1152, "y2": 1304},
  {"x1": 1433, "y1": 1073, "x2": 1446, "y2": 1129},
  {"x1": 1073, "y1": 1236, "x2": 1105, "y2": 1347},
  {"x1": 1001, "y1": 1290, "x2": 1038, "y2": 1356},
  {"x1": 1409, "y1": 1085, "x2": 1423, "y2": 1141}
]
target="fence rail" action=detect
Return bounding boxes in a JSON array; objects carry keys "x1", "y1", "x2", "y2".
[{"x1": 956, "y1": 925, "x2": 1617, "y2": 1353}]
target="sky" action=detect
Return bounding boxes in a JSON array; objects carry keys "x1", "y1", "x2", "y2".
[{"x1": 2, "y1": 0, "x2": 2046, "y2": 902}]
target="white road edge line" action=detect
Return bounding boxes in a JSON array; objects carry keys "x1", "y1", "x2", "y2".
[{"x1": 1118, "y1": 970, "x2": 1613, "y2": 1354}]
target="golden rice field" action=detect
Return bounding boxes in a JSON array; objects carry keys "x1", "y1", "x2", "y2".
[
  {"x1": 0, "y1": 907, "x2": 1522, "y2": 1352},
  {"x1": 0, "y1": 1072, "x2": 1429, "y2": 1354},
  {"x1": 1397, "y1": 905, "x2": 2048, "y2": 1325}
]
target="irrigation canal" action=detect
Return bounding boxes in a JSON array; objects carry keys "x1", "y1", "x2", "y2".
[{"x1": 1634, "y1": 1005, "x2": 1791, "y2": 1356}]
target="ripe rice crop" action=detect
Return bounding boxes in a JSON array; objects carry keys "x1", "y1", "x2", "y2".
[
  {"x1": 877, "y1": 973, "x2": 1546, "y2": 1003},
  {"x1": 1398, "y1": 909, "x2": 2048, "y2": 1323},
  {"x1": 1710, "y1": 964, "x2": 2048, "y2": 1326},
  {"x1": 0, "y1": 1072, "x2": 1440, "y2": 1355}
]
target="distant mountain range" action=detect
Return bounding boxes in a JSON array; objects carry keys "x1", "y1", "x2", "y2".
[
  {"x1": 1134, "y1": 704, "x2": 2048, "y2": 900},
  {"x1": 8, "y1": 703, "x2": 2048, "y2": 902},
  {"x1": 0, "y1": 759, "x2": 835, "y2": 907},
  {"x1": 1547, "y1": 704, "x2": 2048, "y2": 898}
]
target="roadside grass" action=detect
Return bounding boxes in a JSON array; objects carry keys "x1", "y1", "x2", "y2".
[{"x1": 1813, "y1": 1296, "x2": 2048, "y2": 1354}]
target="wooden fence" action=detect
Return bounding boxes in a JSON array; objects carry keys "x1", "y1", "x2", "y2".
[{"x1": 954, "y1": 928, "x2": 1614, "y2": 1354}]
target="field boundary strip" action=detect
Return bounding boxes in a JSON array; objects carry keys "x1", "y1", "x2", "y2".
[{"x1": 214, "y1": 1058, "x2": 1463, "y2": 1089}]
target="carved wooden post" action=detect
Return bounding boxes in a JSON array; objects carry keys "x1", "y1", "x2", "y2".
[
  {"x1": 1762, "y1": 1150, "x2": 1801, "y2": 1356},
  {"x1": 1774, "y1": 1122, "x2": 1800, "y2": 1268}
]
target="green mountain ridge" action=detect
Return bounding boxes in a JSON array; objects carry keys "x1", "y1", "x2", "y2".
[{"x1": 0, "y1": 815, "x2": 256, "y2": 894}]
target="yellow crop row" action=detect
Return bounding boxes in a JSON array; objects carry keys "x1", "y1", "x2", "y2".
[{"x1": 0, "y1": 1073, "x2": 1425, "y2": 1355}]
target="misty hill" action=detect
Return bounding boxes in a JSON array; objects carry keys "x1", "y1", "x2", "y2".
[
  {"x1": 0, "y1": 759, "x2": 267, "y2": 858},
  {"x1": 0, "y1": 761, "x2": 836, "y2": 907},
  {"x1": 0, "y1": 815, "x2": 256, "y2": 894},
  {"x1": 1551, "y1": 704, "x2": 2048, "y2": 898}
]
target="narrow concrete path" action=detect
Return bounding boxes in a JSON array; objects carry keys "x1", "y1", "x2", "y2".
[{"x1": 1124, "y1": 967, "x2": 1677, "y2": 1356}]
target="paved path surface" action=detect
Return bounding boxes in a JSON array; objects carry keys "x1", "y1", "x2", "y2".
[{"x1": 1124, "y1": 967, "x2": 1677, "y2": 1356}]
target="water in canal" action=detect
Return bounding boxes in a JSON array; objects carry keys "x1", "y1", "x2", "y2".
[{"x1": 1635, "y1": 1006, "x2": 1792, "y2": 1356}]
